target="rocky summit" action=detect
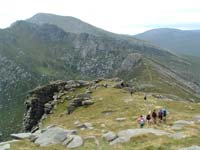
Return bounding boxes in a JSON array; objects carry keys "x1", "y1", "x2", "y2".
[{"x1": 1, "y1": 78, "x2": 200, "y2": 150}]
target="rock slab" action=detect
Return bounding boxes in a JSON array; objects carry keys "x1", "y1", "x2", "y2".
[
  {"x1": 0, "y1": 144, "x2": 10, "y2": 150},
  {"x1": 168, "y1": 132, "x2": 187, "y2": 139},
  {"x1": 0, "y1": 140, "x2": 18, "y2": 150},
  {"x1": 66, "y1": 135, "x2": 83, "y2": 149},
  {"x1": 34, "y1": 127, "x2": 76, "y2": 146},
  {"x1": 179, "y1": 146, "x2": 200, "y2": 150},
  {"x1": 102, "y1": 131, "x2": 117, "y2": 142},
  {"x1": 10, "y1": 133, "x2": 32, "y2": 139},
  {"x1": 111, "y1": 128, "x2": 169, "y2": 145}
]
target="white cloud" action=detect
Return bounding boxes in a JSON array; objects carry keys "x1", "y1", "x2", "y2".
[{"x1": 0, "y1": 0, "x2": 200, "y2": 34}]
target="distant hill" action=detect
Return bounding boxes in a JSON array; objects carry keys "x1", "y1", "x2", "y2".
[
  {"x1": 0, "y1": 13, "x2": 200, "y2": 141},
  {"x1": 135, "y1": 28, "x2": 200, "y2": 56}
]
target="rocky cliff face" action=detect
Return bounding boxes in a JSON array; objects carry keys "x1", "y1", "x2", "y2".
[
  {"x1": 23, "y1": 81, "x2": 67, "y2": 131},
  {"x1": 0, "y1": 54, "x2": 31, "y2": 99},
  {"x1": 120, "y1": 53, "x2": 142, "y2": 71},
  {"x1": 23, "y1": 78, "x2": 130, "y2": 132},
  {"x1": 23, "y1": 80, "x2": 95, "y2": 132}
]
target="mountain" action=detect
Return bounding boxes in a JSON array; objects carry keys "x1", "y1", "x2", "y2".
[
  {"x1": 27, "y1": 13, "x2": 115, "y2": 37},
  {"x1": 0, "y1": 13, "x2": 200, "y2": 141},
  {"x1": 135, "y1": 28, "x2": 200, "y2": 56},
  {"x1": 27, "y1": 13, "x2": 152, "y2": 42}
]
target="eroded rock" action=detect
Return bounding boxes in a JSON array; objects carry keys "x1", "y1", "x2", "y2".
[
  {"x1": 23, "y1": 81, "x2": 68, "y2": 132},
  {"x1": 23, "y1": 80, "x2": 92, "y2": 132}
]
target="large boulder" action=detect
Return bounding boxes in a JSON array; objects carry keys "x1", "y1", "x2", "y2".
[
  {"x1": 66, "y1": 135, "x2": 83, "y2": 149},
  {"x1": 34, "y1": 127, "x2": 76, "y2": 146}
]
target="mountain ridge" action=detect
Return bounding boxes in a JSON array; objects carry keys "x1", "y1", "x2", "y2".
[{"x1": 0, "y1": 13, "x2": 200, "y2": 141}]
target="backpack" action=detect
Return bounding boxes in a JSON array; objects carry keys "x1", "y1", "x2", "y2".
[{"x1": 163, "y1": 109, "x2": 167, "y2": 117}]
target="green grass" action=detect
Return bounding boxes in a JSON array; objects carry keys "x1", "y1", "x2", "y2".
[
  {"x1": 10, "y1": 80, "x2": 200, "y2": 149},
  {"x1": 131, "y1": 58, "x2": 200, "y2": 101}
]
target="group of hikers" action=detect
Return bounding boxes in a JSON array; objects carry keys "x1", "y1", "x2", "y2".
[
  {"x1": 137, "y1": 108, "x2": 168, "y2": 128},
  {"x1": 130, "y1": 92, "x2": 168, "y2": 128}
]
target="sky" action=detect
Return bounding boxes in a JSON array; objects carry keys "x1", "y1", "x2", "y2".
[{"x1": 0, "y1": 0, "x2": 200, "y2": 34}]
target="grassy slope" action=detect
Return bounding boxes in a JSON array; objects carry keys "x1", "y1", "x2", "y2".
[
  {"x1": 11, "y1": 80, "x2": 200, "y2": 149},
  {"x1": 182, "y1": 55, "x2": 200, "y2": 82},
  {"x1": 126, "y1": 58, "x2": 199, "y2": 101}
]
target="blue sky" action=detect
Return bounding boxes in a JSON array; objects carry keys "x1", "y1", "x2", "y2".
[{"x1": 0, "y1": 0, "x2": 200, "y2": 34}]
